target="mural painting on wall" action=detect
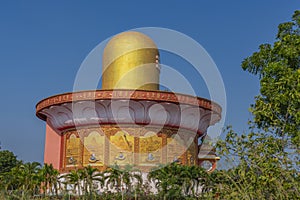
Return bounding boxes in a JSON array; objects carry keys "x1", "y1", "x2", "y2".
[
  {"x1": 83, "y1": 131, "x2": 104, "y2": 166},
  {"x1": 65, "y1": 133, "x2": 82, "y2": 167},
  {"x1": 109, "y1": 131, "x2": 134, "y2": 165},
  {"x1": 139, "y1": 132, "x2": 162, "y2": 166},
  {"x1": 167, "y1": 136, "x2": 186, "y2": 164},
  {"x1": 187, "y1": 141, "x2": 197, "y2": 165}
]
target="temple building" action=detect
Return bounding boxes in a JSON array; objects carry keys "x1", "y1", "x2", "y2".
[{"x1": 36, "y1": 31, "x2": 221, "y2": 172}]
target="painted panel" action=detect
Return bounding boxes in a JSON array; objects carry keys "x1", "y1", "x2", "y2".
[
  {"x1": 83, "y1": 131, "x2": 104, "y2": 166},
  {"x1": 65, "y1": 134, "x2": 82, "y2": 167},
  {"x1": 139, "y1": 132, "x2": 162, "y2": 166},
  {"x1": 109, "y1": 131, "x2": 134, "y2": 165},
  {"x1": 167, "y1": 136, "x2": 186, "y2": 164}
]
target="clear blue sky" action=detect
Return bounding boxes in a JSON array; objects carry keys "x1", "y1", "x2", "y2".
[{"x1": 0, "y1": 1, "x2": 298, "y2": 162}]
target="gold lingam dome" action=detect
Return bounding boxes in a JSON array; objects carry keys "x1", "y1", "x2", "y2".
[{"x1": 102, "y1": 31, "x2": 160, "y2": 90}]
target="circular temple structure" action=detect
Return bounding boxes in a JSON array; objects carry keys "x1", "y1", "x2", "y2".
[{"x1": 36, "y1": 32, "x2": 222, "y2": 173}]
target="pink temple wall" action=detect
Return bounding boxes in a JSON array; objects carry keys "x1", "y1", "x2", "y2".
[{"x1": 44, "y1": 122, "x2": 62, "y2": 169}]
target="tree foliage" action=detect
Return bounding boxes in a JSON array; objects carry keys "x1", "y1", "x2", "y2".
[
  {"x1": 241, "y1": 10, "x2": 300, "y2": 148},
  {"x1": 148, "y1": 163, "x2": 214, "y2": 199},
  {"x1": 212, "y1": 10, "x2": 300, "y2": 199},
  {"x1": 0, "y1": 150, "x2": 19, "y2": 175},
  {"x1": 215, "y1": 129, "x2": 300, "y2": 199}
]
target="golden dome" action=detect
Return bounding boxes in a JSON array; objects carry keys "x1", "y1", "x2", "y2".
[{"x1": 102, "y1": 31, "x2": 160, "y2": 90}]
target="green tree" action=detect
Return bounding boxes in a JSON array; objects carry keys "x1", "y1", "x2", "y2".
[
  {"x1": 241, "y1": 10, "x2": 300, "y2": 149},
  {"x1": 0, "y1": 150, "x2": 19, "y2": 174},
  {"x1": 39, "y1": 163, "x2": 61, "y2": 197},
  {"x1": 104, "y1": 164, "x2": 126, "y2": 193},
  {"x1": 2, "y1": 161, "x2": 42, "y2": 198},
  {"x1": 80, "y1": 165, "x2": 103, "y2": 197},
  {"x1": 119, "y1": 164, "x2": 142, "y2": 193},
  {"x1": 148, "y1": 163, "x2": 209, "y2": 199},
  {"x1": 213, "y1": 10, "x2": 300, "y2": 199},
  {"x1": 104, "y1": 164, "x2": 142, "y2": 195},
  {"x1": 216, "y1": 130, "x2": 300, "y2": 199},
  {"x1": 64, "y1": 169, "x2": 83, "y2": 195},
  {"x1": 18, "y1": 162, "x2": 42, "y2": 196}
]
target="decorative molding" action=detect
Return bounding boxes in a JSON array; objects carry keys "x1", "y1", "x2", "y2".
[
  {"x1": 37, "y1": 89, "x2": 221, "y2": 117},
  {"x1": 37, "y1": 90, "x2": 221, "y2": 135}
]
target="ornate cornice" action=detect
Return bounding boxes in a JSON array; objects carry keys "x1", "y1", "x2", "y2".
[{"x1": 36, "y1": 89, "x2": 221, "y2": 134}]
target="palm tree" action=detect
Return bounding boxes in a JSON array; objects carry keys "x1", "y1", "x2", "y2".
[
  {"x1": 104, "y1": 164, "x2": 123, "y2": 192},
  {"x1": 39, "y1": 163, "x2": 61, "y2": 197},
  {"x1": 148, "y1": 163, "x2": 202, "y2": 199},
  {"x1": 81, "y1": 165, "x2": 103, "y2": 196},
  {"x1": 121, "y1": 165, "x2": 142, "y2": 193},
  {"x1": 103, "y1": 164, "x2": 143, "y2": 200},
  {"x1": 13, "y1": 162, "x2": 42, "y2": 197},
  {"x1": 148, "y1": 164, "x2": 170, "y2": 194},
  {"x1": 22, "y1": 162, "x2": 41, "y2": 193},
  {"x1": 0, "y1": 169, "x2": 19, "y2": 194},
  {"x1": 64, "y1": 169, "x2": 83, "y2": 195}
]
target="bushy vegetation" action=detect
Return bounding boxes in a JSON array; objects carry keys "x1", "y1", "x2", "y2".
[
  {"x1": 0, "y1": 10, "x2": 299, "y2": 200},
  {"x1": 0, "y1": 161, "x2": 215, "y2": 200}
]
